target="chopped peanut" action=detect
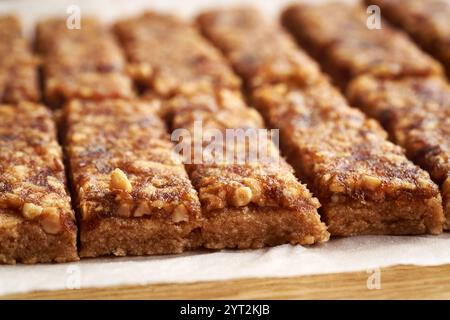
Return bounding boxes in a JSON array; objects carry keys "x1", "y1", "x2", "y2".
[{"x1": 110, "y1": 168, "x2": 132, "y2": 193}]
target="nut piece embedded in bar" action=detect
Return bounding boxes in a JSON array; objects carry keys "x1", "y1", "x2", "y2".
[
  {"x1": 0, "y1": 102, "x2": 78, "y2": 264},
  {"x1": 252, "y1": 81, "x2": 445, "y2": 236},
  {"x1": 110, "y1": 168, "x2": 133, "y2": 193},
  {"x1": 65, "y1": 99, "x2": 203, "y2": 258},
  {"x1": 169, "y1": 90, "x2": 329, "y2": 248},
  {"x1": 348, "y1": 75, "x2": 450, "y2": 229}
]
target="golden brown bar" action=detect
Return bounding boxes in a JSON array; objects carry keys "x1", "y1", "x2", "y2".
[
  {"x1": 252, "y1": 81, "x2": 444, "y2": 235},
  {"x1": 0, "y1": 15, "x2": 39, "y2": 103},
  {"x1": 197, "y1": 8, "x2": 445, "y2": 235},
  {"x1": 0, "y1": 103, "x2": 78, "y2": 264},
  {"x1": 368, "y1": 0, "x2": 450, "y2": 75},
  {"x1": 281, "y1": 3, "x2": 442, "y2": 88},
  {"x1": 36, "y1": 18, "x2": 134, "y2": 107},
  {"x1": 348, "y1": 75, "x2": 450, "y2": 228},
  {"x1": 64, "y1": 99, "x2": 203, "y2": 257},
  {"x1": 168, "y1": 89, "x2": 329, "y2": 247},
  {"x1": 113, "y1": 12, "x2": 241, "y2": 97},
  {"x1": 115, "y1": 11, "x2": 329, "y2": 247},
  {"x1": 196, "y1": 8, "x2": 322, "y2": 89}
]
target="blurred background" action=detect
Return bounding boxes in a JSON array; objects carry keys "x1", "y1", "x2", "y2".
[{"x1": 0, "y1": 0, "x2": 354, "y2": 36}]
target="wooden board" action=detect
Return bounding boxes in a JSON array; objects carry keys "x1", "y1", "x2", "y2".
[{"x1": 2, "y1": 264, "x2": 450, "y2": 299}]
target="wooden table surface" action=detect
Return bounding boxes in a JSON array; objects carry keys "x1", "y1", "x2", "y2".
[{"x1": 3, "y1": 264, "x2": 450, "y2": 299}]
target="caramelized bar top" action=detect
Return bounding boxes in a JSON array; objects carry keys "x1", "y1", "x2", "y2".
[
  {"x1": 65, "y1": 99, "x2": 201, "y2": 223},
  {"x1": 0, "y1": 103, "x2": 75, "y2": 234},
  {"x1": 0, "y1": 16, "x2": 39, "y2": 103},
  {"x1": 114, "y1": 12, "x2": 241, "y2": 97},
  {"x1": 281, "y1": 3, "x2": 442, "y2": 79},
  {"x1": 36, "y1": 17, "x2": 134, "y2": 106},
  {"x1": 347, "y1": 75, "x2": 450, "y2": 184},
  {"x1": 169, "y1": 89, "x2": 264, "y2": 131},
  {"x1": 168, "y1": 90, "x2": 320, "y2": 214},
  {"x1": 45, "y1": 72, "x2": 134, "y2": 102},
  {"x1": 0, "y1": 15, "x2": 21, "y2": 40},
  {"x1": 37, "y1": 18, "x2": 126, "y2": 74},
  {"x1": 197, "y1": 8, "x2": 322, "y2": 88},
  {"x1": 252, "y1": 81, "x2": 440, "y2": 201},
  {"x1": 368, "y1": 0, "x2": 450, "y2": 70}
]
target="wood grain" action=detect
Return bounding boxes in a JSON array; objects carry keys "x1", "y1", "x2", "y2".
[{"x1": 2, "y1": 264, "x2": 450, "y2": 299}]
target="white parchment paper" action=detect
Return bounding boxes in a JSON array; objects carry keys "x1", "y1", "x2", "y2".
[
  {"x1": 0, "y1": 0, "x2": 449, "y2": 296},
  {"x1": 1, "y1": 235, "x2": 450, "y2": 296}
]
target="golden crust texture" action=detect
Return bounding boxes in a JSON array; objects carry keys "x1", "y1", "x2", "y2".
[
  {"x1": 281, "y1": 3, "x2": 442, "y2": 87},
  {"x1": 36, "y1": 17, "x2": 134, "y2": 107},
  {"x1": 114, "y1": 12, "x2": 241, "y2": 97},
  {"x1": 0, "y1": 15, "x2": 39, "y2": 103},
  {"x1": 167, "y1": 90, "x2": 329, "y2": 246},
  {"x1": 253, "y1": 81, "x2": 445, "y2": 235},
  {"x1": 64, "y1": 99, "x2": 203, "y2": 257},
  {"x1": 0, "y1": 102, "x2": 78, "y2": 264},
  {"x1": 196, "y1": 8, "x2": 322, "y2": 89},
  {"x1": 348, "y1": 75, "x2": 450, "y2": 228},
  {"x1": 368, "y1": 0, "x2": 450, "y2": 74}
]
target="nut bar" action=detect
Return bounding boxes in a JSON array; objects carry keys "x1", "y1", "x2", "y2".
[
  {"x1": 281, "y1": 3, "x2": 442, "y2": 88},
  {"x1": 168, "y1": 89, "x2": 329, "y2": 248},
  {"x1": 0, "y1": 103, "x2": 78, "y2": 264},
  {"x1": 196, "y1": 8, "x2": 322, "y2": 89},
  {"x1": 252, "y1": 80, "x2": 445, "y2": 236},
  {"x1": 367, "y1": 0, "x2": 450, "y2": 75},
  {"x1": 0, "y1": 16, "x2": 39, "y2": 103},
  {"x1": 64, "y1": 99, "x2": 202, "y2": 257},
  {"x1": 348, "y1": 75, "x2": 450, "y2": 229},
  {"x1": 36, "y1": 18, "x2": 134, "y2": 107},
  {"x1": 113, "y1": 12, "x2": 241, "y2": 97}
]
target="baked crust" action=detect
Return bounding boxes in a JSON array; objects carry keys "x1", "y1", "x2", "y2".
[
  {"x1": 114, "y1": 12, "x2": 241, "y2": 97},
  {"x1": 196, "y1": 8, "x2": 322, "y2": 89},
  {"x1": 0, "y1": 103, "x2": 78, "y2": 264},
  {"x1": 253, "y1": 81, "x2": 445, "y2": 235},
  {"x1": 36, "y1": 18, "x2": 134, "y2": 107},
  {"x1": 197, "y1": 7, "x2": 444, "y2": 235},
  {"x1": 348, "y1": 75, "x2": 450, "y2": 228},
  {"x1": 281, "y1": 3, "x2": 443, "y2": 88},
  {"x1": 64, "y1": 99, "x2": 202, "y2": 257},
  {"x1": 168, "y1": 90, "x2": 329, "y2": 246},
  {"x1": 368, "y1": 0, "x2": 450, "y2": 75},
  {"x1": 0, "y1": 15, "x2": 39, "y2": 103}
]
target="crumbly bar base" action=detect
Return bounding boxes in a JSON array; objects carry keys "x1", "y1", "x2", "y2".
[
  {"x1": 323, "y1": 194, "x2": 444, "y2": 236},
  {"x1": 0, "y1": 212, "x2": 78, "y2": 264},
  {"x1": 202, "y1": 206, "x2": 329, "y2": 249},
  {"x1": 79, "y1": 217, "x2": 201, "y2": 258}
]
